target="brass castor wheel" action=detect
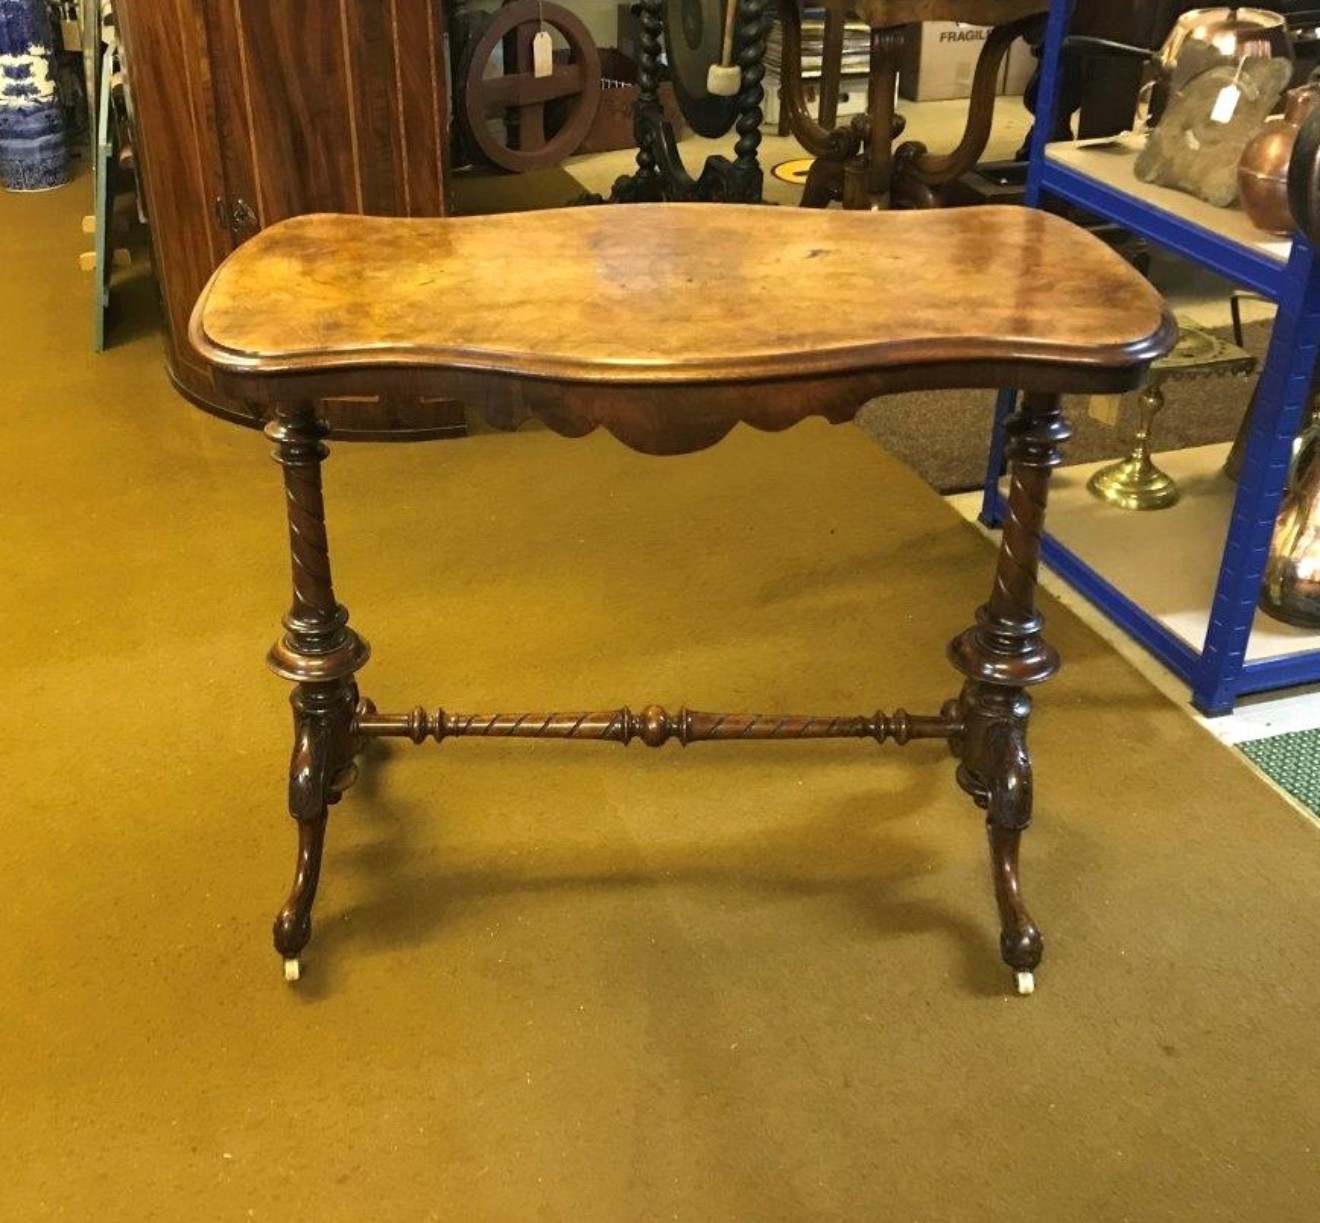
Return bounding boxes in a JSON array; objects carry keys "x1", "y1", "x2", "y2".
[
  {"x1": 283, "y1": 958, "x2": 302, "y2": 983},
  {"x1": 1015, "y1": 970, "x2": 1035, "y2": 996}
]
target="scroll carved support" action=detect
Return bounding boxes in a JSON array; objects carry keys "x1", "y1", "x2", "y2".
[
  {"x1": 265, "y1": 401, "x2": 371, "y2": 973},
  {"x1": 789, "y1": 9, "x2": 1045, "y2": 210},
  {"x1": 947, "y1": 392, "x2": 1071, "y2": 992},
  {"x1": 355, "y1": 704, "x2": 961, "y2": 747},
  {"x1": 892, "y1": 14, "x2": 1045, "y2": 208},
  {"x1": 776, "y1": 0, "x2": 863, "y2": 161}
]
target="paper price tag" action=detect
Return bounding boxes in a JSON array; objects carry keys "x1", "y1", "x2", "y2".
[
  {"x1": 1210, "y1": 83, "x2": 1241, "y2": 125},
  {"x1": 532, "y1": 30, "x2": 553, "y2": 78},
  {"x1": 1087, "y1": 394, "x2": 1122, "y2": 427}
]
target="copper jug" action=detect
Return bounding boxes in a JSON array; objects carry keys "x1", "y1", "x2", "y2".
[
  {"x1": 1261, "y1": 415, "x2": 1320, "y2": 627},
  {"x1": 1239, "y1": 82, "x2": 1320, "y2": 234}
]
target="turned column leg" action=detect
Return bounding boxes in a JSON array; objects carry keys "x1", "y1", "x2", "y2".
[
  {"x1": 855, "y1": 25, "x2": 905, "y2": 208},
  {"x1": 948, "y1": 391, "x2": 1071, "y2": 995},
  {"x1": 265, "y1": 401, "x2": 371, "y2": 981}
]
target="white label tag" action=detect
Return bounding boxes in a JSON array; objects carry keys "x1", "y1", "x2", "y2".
[
  {"x1": 1210, "y1": 83, "x2": 1241, "y2": 125},
  {"x1": 532, "y1": 30, "x2": 553, "y2": 78}
]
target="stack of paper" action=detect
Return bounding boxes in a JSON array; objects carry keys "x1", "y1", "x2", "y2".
[{"x1": 765, "y1": 9, "x2": 871, "y2": 80}]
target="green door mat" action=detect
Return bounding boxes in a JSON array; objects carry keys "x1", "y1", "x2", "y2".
[{"x1": 1240, "y1": 729, "x2": 1320, "y2": 820}]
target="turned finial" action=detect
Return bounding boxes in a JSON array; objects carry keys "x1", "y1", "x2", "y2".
[{"x1": 637, "y1": 704, "x2": 672, "y2": 747}]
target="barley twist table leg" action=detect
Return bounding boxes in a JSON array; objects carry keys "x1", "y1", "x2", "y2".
[
  {"x1": 948, "y1": 391, "x2": 1071, "y2": 994},
  {"x1": 264, "y1": 401, "x2": 371, "y2": 979}
]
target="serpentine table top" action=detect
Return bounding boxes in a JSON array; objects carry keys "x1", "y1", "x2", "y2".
[{"x1": 191, "y1": 205, "x2": 1173, "y2": 454}]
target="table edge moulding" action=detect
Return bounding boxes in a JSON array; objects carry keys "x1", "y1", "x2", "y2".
[{"x1": 978, "y1": 0, "x2": 1320, "y2": 716}]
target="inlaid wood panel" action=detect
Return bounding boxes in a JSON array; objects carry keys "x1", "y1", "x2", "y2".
[
  {"x1": 115, "y1": 0, "x2": 461, "y2": 440},
  {"x1": 114, "y1": 0, "x2": 227, "y2": 405},
  {"x1": 208, "y1": 0, "x2": 450, "y2": 225}
]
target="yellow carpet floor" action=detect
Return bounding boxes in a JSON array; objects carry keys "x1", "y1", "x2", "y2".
[{"x1": 3, "y1": 180, "x2": 1320, "y2": 1221}]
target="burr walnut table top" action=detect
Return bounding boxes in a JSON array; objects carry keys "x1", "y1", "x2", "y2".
[{"x1": 192, "y1": 206, "x2": 1171, "y2": 383}]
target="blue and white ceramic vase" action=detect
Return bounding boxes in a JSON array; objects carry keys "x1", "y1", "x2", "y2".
[{"x1": 0, "y1": 0, "x2": 70, "y2": 191}]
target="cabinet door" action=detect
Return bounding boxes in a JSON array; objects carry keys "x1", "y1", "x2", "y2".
[{"x1": 204, "y1": 0, "x2": 450, "y2": 234}]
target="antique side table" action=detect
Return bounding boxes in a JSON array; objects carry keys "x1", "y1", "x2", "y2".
[{"x1": 190, "y1": 204, "x2": 1173, "y2": 993}]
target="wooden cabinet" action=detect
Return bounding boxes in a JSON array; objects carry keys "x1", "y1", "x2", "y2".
[{"x1": 116, "y1": 0, "x2": 464, "y2": 439}]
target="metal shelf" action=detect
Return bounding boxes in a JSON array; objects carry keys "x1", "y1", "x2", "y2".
[
  {"x1": 1042, "y1": 137, "x2": 1290, "y2": 298},
  {"x1": 993, "y1": 446, "x2": 1320, "y2": 700},
  {"x1": 980, "y1": 0, "x2": 1320, "y2": 714}
]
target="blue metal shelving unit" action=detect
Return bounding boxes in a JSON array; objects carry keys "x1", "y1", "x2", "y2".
[{"x1": 979, "y1": 0, "x2": 1320, "y2": 715}]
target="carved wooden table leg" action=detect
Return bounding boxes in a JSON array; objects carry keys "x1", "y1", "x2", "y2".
[
  {"x1": 947, "y1": 391, "x2": 1071, "y2": 995},
  {"x1": 808, "y1": 26, "x2": 906, "y2": 210},
  {"x1": 264, "y1": 402, "x2": 371, "y2": 981}
]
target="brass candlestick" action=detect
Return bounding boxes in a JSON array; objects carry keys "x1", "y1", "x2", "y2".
[
  {"x1": 1088, "y1": 382, "x2": 1180, "y2": 509},
  {"x1": 1088, "y1": 325, "x2": 1256, "y2": 511}
]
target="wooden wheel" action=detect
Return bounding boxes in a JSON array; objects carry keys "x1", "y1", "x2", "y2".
[{"x1": 460, "y1": 0, "x2": 602, "y2": 173}]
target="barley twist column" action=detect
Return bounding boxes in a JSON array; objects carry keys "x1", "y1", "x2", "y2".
[
  {"x1": 732, "y1": 0, "x2": 769, "y2": 177},
  {"x1": 265, "y1": 401, "x2": 371, "y2": 977},
  {"x1": 947, "y1": 391, "x2": 1072, "y2": 994},
  {"x1": 630, "y1": 0, "x2": 666, "y2": 189}
]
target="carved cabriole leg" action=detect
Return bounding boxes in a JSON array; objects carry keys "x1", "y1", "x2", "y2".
[
  {"x1": 265, "y1": 401, "x2": 371, "y2": 979},
  {"x1": 948, "y1": 392, "x2": 1071, "y2": 994},
  {"x1": 779, "y1": 0, "x2": 864, "y2": 209}
]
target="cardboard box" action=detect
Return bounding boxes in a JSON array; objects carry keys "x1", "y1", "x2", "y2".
[
  {"x1": 899, "y1": 23, "x2": 1038, "y2": 101},
  {"x1": 899, "y1": 22, "x2": 990, "y2": 102}
]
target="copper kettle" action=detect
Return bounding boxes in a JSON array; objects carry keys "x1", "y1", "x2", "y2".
[
  {"x1": 1158, "y1": 8, "x2": 1293, "y2": 66},
  {"x1": 1065, "y1": 9, "x2": 1294, "y2": 124}
]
